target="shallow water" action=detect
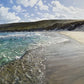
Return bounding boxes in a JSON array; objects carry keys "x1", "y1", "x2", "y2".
[
  {"x1": 0, "y1": 32, "x2": 50, "y2": 66},
  {"x1": 0, "y1": 32, "x2": 70, "y2": 66}
]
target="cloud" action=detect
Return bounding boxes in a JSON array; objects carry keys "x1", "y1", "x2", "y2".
[
  {"x1": 0, "y1": 6, "x2": 21, "y2": 24},
  {"x1": 28, "y1": 0, "x2": 84, "y2": 22},
  {"x1": 24, "y1": 13, "x2": 30, "y2": 18},
  {"x1": 37, "y1": 12, "x2": 54, "y2": 19},
  {"x1": 10, "y1": 0, "x2": 13, "y2": 4},
  {"x1": 12, "y1": 5, "x2": 26, "y2": 13},
  {"x1": 15, "y1": 0, "x2": 84, "y2": 22},
  {"x1": 51, "y1": 0, "x2": 84, "y2": 19},
  {"x1": 24, "y1": 0, "x2": 84, "y2": 22},
  {"x1": 16, "y1": 0, "x2": 39, "y2": 7},
  {"x1": 37, "y1": 12, "x2": 66, "y2": 20},
  {"x1": 12, "y1": 5, "x2": 22, "y2": 12},
  {"x1": 0, "y1": 4, "x2": 3, "y2": 7},
  {"x1": 51, "y1": 1, "x2": 73, "y2": 13},
  {"x1": 36, "y1": 0, "x2": 48, "y2": 11},
  {"x1": 1, "y1": 0, "x2": 84, "y2": 24}
]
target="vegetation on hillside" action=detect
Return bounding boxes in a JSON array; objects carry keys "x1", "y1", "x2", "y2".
[{"x1": 0, "y1": 20, "x2": 84, "y2": 32}]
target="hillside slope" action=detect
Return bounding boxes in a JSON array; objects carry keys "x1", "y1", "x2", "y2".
[{"x1": 0, "y1": 20, "x2": 84, "y2": 32}]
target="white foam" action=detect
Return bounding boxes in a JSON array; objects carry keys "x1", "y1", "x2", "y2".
[
  {"x1": 29, "y1": 36, "x2": 70, "y2": 49},
  {"x1": 0, "y1": 34, "x2": 26, "y2": 38},
  {"x1": 0, "y1": 32, "x2": 42, "y2": 38}
]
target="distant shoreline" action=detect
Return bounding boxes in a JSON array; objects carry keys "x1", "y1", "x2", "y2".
[{"x1": 0, "y1": 20, "x2": 84, "y2": 32}]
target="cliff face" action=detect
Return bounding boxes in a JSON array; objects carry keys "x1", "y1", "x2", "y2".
[{"x1": 0, "y1": 20, "x2": 84, "y2": 32}]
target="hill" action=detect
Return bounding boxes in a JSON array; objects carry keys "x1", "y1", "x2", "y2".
[{"x1": 0, "y1": 20, "x2": 84, "y2": 32}]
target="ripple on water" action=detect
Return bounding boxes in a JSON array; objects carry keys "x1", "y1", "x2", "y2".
[{"x1": 0, "y1": 32, "x2": 45, "y2": 66}]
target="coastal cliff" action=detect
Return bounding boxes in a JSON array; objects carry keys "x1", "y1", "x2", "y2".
[{"x1": 0, "y1": 20, "x2": 84, "y2": 32}]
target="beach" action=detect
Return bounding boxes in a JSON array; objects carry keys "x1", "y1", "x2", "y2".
[
  {"x1": 0, "y1": 31, "x2": 84, "y2": 84},
  {"x1": 44, "y1": 32, "x2": 84, "y2": 84},
  {"x1": 60, "y1": 31, "x2": 84, "y2": 44}
]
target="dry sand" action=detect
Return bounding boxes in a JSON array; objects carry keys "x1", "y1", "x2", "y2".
[{"x1": 60, "y1": 31, "x2": 84, "y2": 44}]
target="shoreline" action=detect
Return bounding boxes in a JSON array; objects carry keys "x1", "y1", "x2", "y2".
[{"x1": 0, "y1": 31, "x2": 84, "y2": 84}]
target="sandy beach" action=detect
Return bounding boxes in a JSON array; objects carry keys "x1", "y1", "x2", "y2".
[
  {"x1": 60, "y1": 31, "x2": 84, "y2": 44},
  {"x1": 43, "y1": 32, "x2": 84, "y2": 84}
]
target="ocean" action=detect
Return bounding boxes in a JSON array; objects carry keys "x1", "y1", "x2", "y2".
[
  {"x1": 0, "y1": 32, "x2": 49, "y2": 66},
  {"x1": 0, "y1": 32, "x2": 70, "y2": 66}
]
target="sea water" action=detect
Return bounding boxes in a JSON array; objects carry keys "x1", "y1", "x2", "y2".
[
  {"x1": 0, "y1": 32, "x2": 49, "y2": 66},
  {"x1": 0, "y1": 32, "x2": 69, "y2": 66}
]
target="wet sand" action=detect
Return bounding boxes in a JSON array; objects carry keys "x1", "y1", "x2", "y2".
[{"x1": 43, "y1": 32, "x2": 84, "y2": 84}]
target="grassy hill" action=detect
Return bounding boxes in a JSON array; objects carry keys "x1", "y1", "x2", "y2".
[{"x1": 0, "y1": 20, "x2": 84, "y2": 32}]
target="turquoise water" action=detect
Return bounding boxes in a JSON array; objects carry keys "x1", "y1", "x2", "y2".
[{"x1": 0, "y1": 32, "x2": 47, "y2": 66}]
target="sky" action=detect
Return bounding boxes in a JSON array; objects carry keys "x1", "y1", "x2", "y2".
[{"x1": 0, "y1": 0, "x2": 84, "y2": 24}]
